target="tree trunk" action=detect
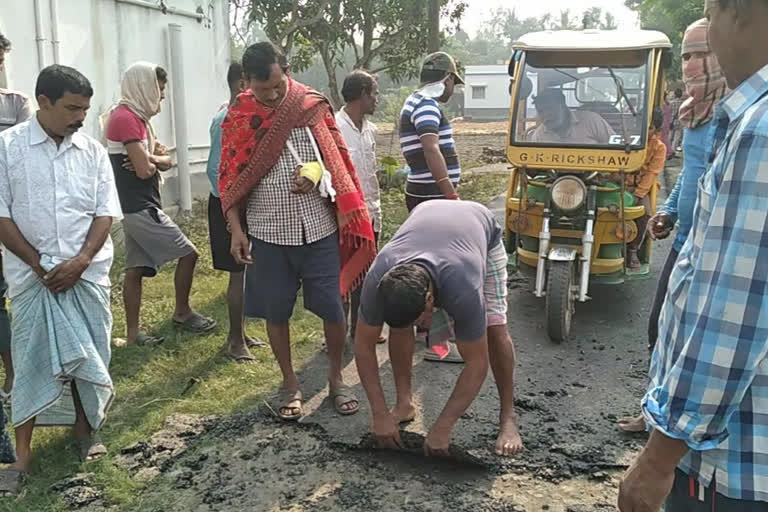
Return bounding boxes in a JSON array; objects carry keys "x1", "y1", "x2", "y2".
[
  {"x1": 319, "y1": 43, "x2": 343, "y2": 108},
  {"x1": 428, "y1": 0, "x2": 440, "y2": 52}
]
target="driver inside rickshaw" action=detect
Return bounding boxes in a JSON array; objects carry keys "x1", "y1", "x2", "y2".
[{"x1": 528, "y1": 88, "x2": 616, "y2": 144}]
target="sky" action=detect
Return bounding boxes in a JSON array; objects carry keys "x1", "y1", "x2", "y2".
[{"x1": 460, "y1": 0, "x2": 639, "y2": 36}]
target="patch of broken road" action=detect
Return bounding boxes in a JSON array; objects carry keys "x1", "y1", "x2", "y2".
[{"x1": 57, "y1": 231, "x2": 670, "y2": 511}]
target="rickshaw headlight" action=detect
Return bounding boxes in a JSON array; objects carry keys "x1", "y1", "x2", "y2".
[{"x1": 550, "y1": 176, "x2": 587, "y2": 211}]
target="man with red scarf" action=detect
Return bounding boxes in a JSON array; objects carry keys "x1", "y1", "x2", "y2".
[{"x1": 219, "y1": 42, "x2": 376, "y2": 421}]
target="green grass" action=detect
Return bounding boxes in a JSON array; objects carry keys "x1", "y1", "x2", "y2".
[{"x1": 0, "y1": 171, "x2": 508, "y2": 511}]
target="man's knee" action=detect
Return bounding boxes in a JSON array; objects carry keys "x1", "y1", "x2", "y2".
[
  {"x1": 487, "y1": 325, "x2": 512, "y2": 346},
  {"x1": 180, "y1": 249, "x2": 199, "y2": 264},
  {"x1": 124, "y1": 268, "x2": 144, "y2": 282}
]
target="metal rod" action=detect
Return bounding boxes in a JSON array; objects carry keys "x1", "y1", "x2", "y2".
[
  {"x1": 620, "y1": 171, "x2": 627, "y2": 272},
  {"x1": 169, "y1": 23, "x2": 192, "y2": 212},
  {"x1": 535, "y1": 193, "x2": 551, "y2": 298},
  {"x1": 33, "y1": 0, "x2": 47, "y2": 71},
  {"x1": 515, "y1": 167, "x2": 527, "y2": 269},
  {"x1": 579, "y1": 186, "x2": 596, "y2": 302},
  {"x1": 50, "y1": 0, "x2": 61, "y2": 64},
  {"x1": 115, "y1": 0, "x2": 205, "y2": 22}
]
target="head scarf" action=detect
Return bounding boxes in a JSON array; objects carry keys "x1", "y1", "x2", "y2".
[
  {"x1": 678, "y1": 19, "x2": 729, "y2": 129},
  {"x1": 100, "y1": 61, "x2": 162, "y2": 152}
]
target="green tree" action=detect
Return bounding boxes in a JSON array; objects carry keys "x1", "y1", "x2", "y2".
[
  {"x1": 555, "y1": 9, "x2": 578, "y2": 30},
  {"x1": 582, "y1": 7, "x2": 618, "y2": 29},
  {"x1": 625, "y1": 0, "x2": 704, "y2": 78},
  {"x1": 237, "y1": 0, "x2": 467, "y2": 107}
]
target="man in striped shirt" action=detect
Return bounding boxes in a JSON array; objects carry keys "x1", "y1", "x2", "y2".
[
  {"x1": 399, "y1": 52, "x2": 465, "y2": 363},
  {"x1": 400, "y1": 52, "x2": 463, "y2": 212},
  {"x1": 619, "y1": 0, "x2": 768, "y2": 510}
]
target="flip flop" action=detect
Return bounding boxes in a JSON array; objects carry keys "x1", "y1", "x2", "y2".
[
  {"x1": 329, "y1": 385, "x2": 359, "y2": 416},
  {"x1": 134, "y1": 333, "x2": 165, "y2": 347},
  {"x1": 423, "y1": 342, "x2": 464, "y2": 364},
  {"x1": 617, "y1": 414, "x2": 647, "y2": 433},
  {"x1": 276, "y1": 388, "x2": 303, "y2": 421},
  {"x1": 245, "y1": 336, "x2": 267, "y2": 348},
  {"x1": 0, "y1": 469, "x2": 25, "y2": 497},
  {"x1": 225, "y1": 353, "x2": 257, "y2": 364},
  {"x1": 79, "y1": 433, "x2": 107, "y2": 462},
  {"x1": 173, "y1": 312, "x2": 217, "y2": 333}
]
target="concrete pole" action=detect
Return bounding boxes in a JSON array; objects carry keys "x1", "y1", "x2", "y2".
[{"x1": 168, "y1": 23, "x2": 192, "y2": 212}]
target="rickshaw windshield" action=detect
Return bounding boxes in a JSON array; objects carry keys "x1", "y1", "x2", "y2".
[{"x1": 511, "y1": 58, "x2": 650, "y2": 150}]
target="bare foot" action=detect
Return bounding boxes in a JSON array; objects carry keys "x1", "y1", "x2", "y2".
[
  {"x1": 617, "y1": 413, "x2": 646, "y2": 433},
  {"x1": 495, "y1": 418, "x2": 524, "y2": 456},
  {"x1": 391, "y1": 402, "x2": 416, "y2": 424}
]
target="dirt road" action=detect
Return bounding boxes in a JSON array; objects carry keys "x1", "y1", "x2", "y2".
[{"x1": 103, "y1": 181, "x2": 683, "y2": 512}]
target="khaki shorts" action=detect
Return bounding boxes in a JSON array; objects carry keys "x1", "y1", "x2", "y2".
[{"x1": 122, "y1": 208, "x2": 197, "y2": 277}]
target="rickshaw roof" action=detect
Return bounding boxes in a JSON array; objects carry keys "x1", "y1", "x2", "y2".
[{"x1": 512, "y1": 29, "x2": 672, "y2": 51}]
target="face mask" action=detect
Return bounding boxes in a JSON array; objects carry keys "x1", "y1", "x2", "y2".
[
  {"x1": 683, "y1": 54, "x2": 724, "y2": 100},
  {"x1": 418, "y1": 77, "x2": 447, "y2": 99}
]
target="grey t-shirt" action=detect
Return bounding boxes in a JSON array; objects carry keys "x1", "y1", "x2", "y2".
[{"x1": 359, "y1": 200, "x2": 502, "y2": 342}]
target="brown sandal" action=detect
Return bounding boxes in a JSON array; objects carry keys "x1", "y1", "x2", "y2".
[{"x1": 276, "y1": 388, "x2": 303, "y2": 421}]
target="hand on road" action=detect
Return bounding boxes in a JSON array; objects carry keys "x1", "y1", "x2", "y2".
[
  {"x1": 372, "y1": 412, "x2": 403, "y2": 450},
  {"x1": 43, "y1": 256, "x2": 89, "y2": 293},
  {"x1": 424, "y1": 426, "x2": 452, "y2": 457},
  {"x1": 648, "y1": 213, "x2": 674, "y2": 241},
  {"x1": 617, "y1": 453, "x2": 675, "y2": 512},
  {"x1": 230, "y1": 230, "x2": 253, "y2": 265}
]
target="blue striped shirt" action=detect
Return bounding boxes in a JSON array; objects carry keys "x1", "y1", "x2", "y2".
[
  {"x1": 399, "y1": 92, "x2": 460, "y2": 193},
  {"x1": 643, "y1": 63, "x2": 768, "y2": 501}
]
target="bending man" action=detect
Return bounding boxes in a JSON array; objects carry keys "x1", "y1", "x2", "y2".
[{"x1": 354, "y1": 200, "x2": 523, "y2": 456}]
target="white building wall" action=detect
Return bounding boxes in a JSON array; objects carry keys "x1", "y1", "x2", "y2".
[
  {"x1": 464, "y1": 65, "x2": 510, "y2": 120},
  {"x1": 0, "y1": 0, "x2": 231, "y2": 205}
]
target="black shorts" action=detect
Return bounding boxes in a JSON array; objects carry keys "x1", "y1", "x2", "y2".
[
  {"x1": 208, "y1": 194, "x2": 244, "y2": 273},
  {"x1": 244, "y1": 232, "x2": 345, "y2": 324}
]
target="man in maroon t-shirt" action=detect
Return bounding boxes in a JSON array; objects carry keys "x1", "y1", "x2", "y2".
[{"x1": 105, "y1": 62, "x2": 216, "y2": 346}]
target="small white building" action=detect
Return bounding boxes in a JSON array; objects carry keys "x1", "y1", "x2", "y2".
[
  {"x1": 0, "y1": 0, "x2": 231, "y2": 208},
  {"x1": 463, "y1": 65, "x2": 510, "y2": 121}
]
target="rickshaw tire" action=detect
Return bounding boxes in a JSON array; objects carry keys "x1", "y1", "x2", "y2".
[{"x1": 546, "y1": 261, "x2": 574, "y2": 344}]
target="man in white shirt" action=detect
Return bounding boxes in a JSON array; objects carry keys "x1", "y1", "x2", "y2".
[
  {"x1": 0, "y1": 65, "x2": 122, "y2": 495},
  {"x1": 335, "y1": 71, "x2": 384, "y2": 342}
]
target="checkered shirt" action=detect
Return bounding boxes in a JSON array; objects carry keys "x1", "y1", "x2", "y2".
[
  {"x1": 246, "y1": 128, "x2": 337, "y2": 246},
  {"x1": 669, "y1": 97, "x2": 684, "y2": 124},
  {"x1": 642, "y1": 63, "x2": 768, "y2": 501}
]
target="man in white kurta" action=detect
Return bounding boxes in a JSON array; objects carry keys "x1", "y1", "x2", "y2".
[{"x1": 0, "y1": 64, "x2": 121, "y2": 494}]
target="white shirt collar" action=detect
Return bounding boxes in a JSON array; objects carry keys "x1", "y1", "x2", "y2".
[
  {"x1": 29, "y1": 114, "x2": 88, "y2": 150},
  {"x1": 339, "y1": 107, "x2": 371, "y2": 133}
]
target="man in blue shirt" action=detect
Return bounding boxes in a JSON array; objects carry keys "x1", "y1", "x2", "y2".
[
  {"x1": 206, "y1": 62, "x2": 264, "y2": 362},
  {"x1": 617, "y1": 17, "x2": 727, "y2": 434},
  {"x1": 619, "y1": 1, "x2": 768, "y2": 510}
]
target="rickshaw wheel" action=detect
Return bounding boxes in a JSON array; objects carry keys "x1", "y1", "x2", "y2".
[{"x1": 546, "y1": 261, "x2": 575, "y2": 343}]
